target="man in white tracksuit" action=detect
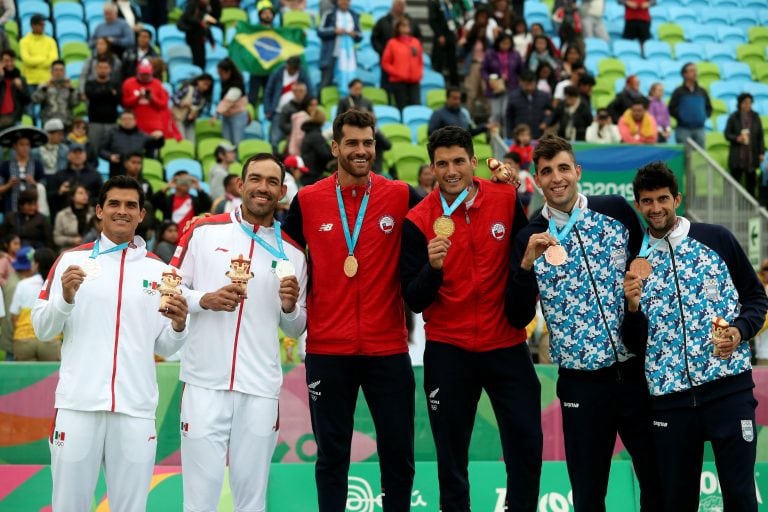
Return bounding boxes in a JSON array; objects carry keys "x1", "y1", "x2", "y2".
[
  {"x1": 171, "y1": 153, "x2": 308, "y2": 512},
  {"x1": 32, "y1": 175, "x2": 189, "y2": 512}
]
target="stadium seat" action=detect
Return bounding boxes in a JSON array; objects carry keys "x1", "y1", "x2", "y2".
[
  {"x1": 705, "y1": 43, "x2": 737, "y2": 65},
  {"x1": 402, "y1": 105, "x2": 433, "y2": 127},
  {"x1": 373, "y1": 105, "x2": 401, "y2": 125},
  {"x1": 585, "y1": 38, "x2": 611, "y2": 59},
  {"x1": 643, "y1": 40, "x2": 673, "y2": 61},
  {"x1": 62, "y1": 41, "x2": 91, "y2": 63},
  {"x1": 416, "y1": 124, "x2": 429, "y2": 145},
  {"x1": 390, "y1": 143, "x2": 428, "y2": 183},
  {"x1": 751, "y1": 62, "x2": 768, "y2": 83},
  {"x1": 237, "y1": 139, "x2": 271, "y2": 161},
  {"x1": 698, "y1": 9, "x2": 729, "y2": 26},
  {"x1": 606, "y1": 19, "x2": 624, "y2": 40},
  {"x1": 679, "y1": 0, "x2": 709, "y2": 6},
  {"x1": 357, "y1": 67, "x2": 381, "y2": 88},
  {"x1": 715, "y1": 114, "x2": 729, "y2": 133},
  {"x1": 282, "y1": 10, "x2": 313, "y2": 29},
  {"x1": 658, "y1": 23, "x2": 685, "y2": 46},
  {"x1": 525, "y1": 2, "x2": 550, "y2": 26},
  {"x1": 161, "y1": 139, "x2": 195, "y2": 162},
  {"x1": 627, "y1": 60, "x2": 660, "y2": 84},
  {"x1": 597, "y1": 58, "x2": 626, "y2": 82},
  {"x1": 730, "y1": 9, "x2": 755, "y2": 30},
  {"x1": 426, "y1": 89, "x2": 445, "y2": 110},
  {"x1": 21, "y1": 18, "x2": 54, "y2": 37},
  {"x1": 710, "y1": 98, "x2": 728, "y2": 119},
  {"x1": 649, "y1": 5, "x2": 668, "y2": 23},
  {"x1": 737, "y1": 44, "x2": 766, "y2": 65},
  {"x1": 320, "y1": 86, "x2": 339, "y2": 108},
  {"x1": 379, "y1": 123, "x2": 414, "y2": 144},
  {"x1": 359, "y1": 12, "x2": 375, "y2": 31},
  {"x1": 720, "y1": 62, "x2": 753, "y2": 82},
  {"x1": 357, "y1": 48, "x2": 380, "y2": 72},
  {"x1": 242, "y1": 121, "x2": 265, "y2": 140},
  {"x1": 686, "y1": 25, "x2": 718, "y2": 45},
  {"x1": 165, "y1": 158, "x2": 203, "y2": 180},
  {"x1": 710, "y1": 0, "x2": 740, "y2": 6},
  {"x1": 19, "y1": 1, "x2": 50, "y2": 20},
  {"x1": 696, "y1": 62, "x2": 721, "y2": 87},
  {"x1": 65, "y1": 61, "x2": 84, "y2": 80},
  {"x1": 53, "y1": 2, "x2": 85, "y2": 23},
  {"x1": 717, "y1": 26, "x2": 747, "y2": 45},
  {"x1": 584, "y1": 55, "x2": 600, "y2": 76},
  {"x1": 749, "y1": 27, "x2": 768, "y2": 47},
  {"x1": 709, "y1": 80, "x2": 753, "y2": 103},
  {"x1": 745, "y1": 0, "x2": 767, "y2": 7},
  {"x1": 304, "y1": 45, "x2": 320, "y2": 67},
  {"x1": 362, "y1": 86, "x2": 389, "y2": 106},
  {"x1": 220, "y1": 8, "x2": 248, "y2": 27},
  {"x1": 195, "y1": 118, "x2": 222, "y2": 142},
  {"x1": 84, "y1": 3, "x2": 104, "y2": 25},
  {"x1": 169, "y1": 63, "x2": 204, "y2": 85},
  {"x1": 164, "y1": 45, "x2": 193, "y2": 66},
  {"x1": 604, "y1": 2, "x2": 624, "y2": 23},
  {"x1": 158, "y1": 24, "x2": 186, "y2": 48},
  {"x1": 142, "y1": 158, "x2": 165, "y2": 182},
  {"x1": 752, "y1": 83, "x2": 768, "y2": 103},
  {"x1": 674, "y1": 43, "x2": 705, "y2": 62},
  {"x1": 667, "y1": 7, "x2": 697, "y2": 25},
  {"x1": 612, "y1": 39, "x2": 642, "y2": 60}
]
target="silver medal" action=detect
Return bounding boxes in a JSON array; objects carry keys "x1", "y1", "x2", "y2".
[
  {"x1": 81, "y1": 259, "x2": 102, "y2": 280},
  {"x1": 275, "y1": 260, "x2": 296, "y2": 280}
]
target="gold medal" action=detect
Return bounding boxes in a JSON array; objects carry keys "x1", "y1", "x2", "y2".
[
  {"x1": 433, "y1": 216, "x2": 455, "y2": 237},
  {"x1": 629, "y1": 258, "x2": 652, "y2": 280},
  {"x1": 343, "y1": 255, "x2": 358, "y2": 277},
  {"x1": 544, "y1": 245, "x2": 567, "y2": 266}
]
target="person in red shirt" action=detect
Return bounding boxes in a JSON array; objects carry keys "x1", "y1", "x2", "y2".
[
  {"x1": 400, "y1": 125, "x2": 541, "y2": 512},
  {"x1": 619, "y1": 0, "x2": 654, "y2": 56},
  {"x1": 122, "y1": 59, "x2": 181, "y2": 140},
  {"x1": 152, "y1": 171, "x2": 212, "y2": 234},
  {"x1": 508, "y1": 123, "x2": 534, "y2": 170},
  {"x1": 381, "y1": 17, "x2": 423, "y2": 110}
]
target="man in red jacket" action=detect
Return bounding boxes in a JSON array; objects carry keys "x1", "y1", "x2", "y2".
[
  {"x1": 400, "y1": 125, "x2": 542, "y2": 512},
  {"x1": 122, "y1": 59, "x2": 180, "y2": 140},
  {"x1": 283, "y1": 109, "x2": 421, "y2": 512}
]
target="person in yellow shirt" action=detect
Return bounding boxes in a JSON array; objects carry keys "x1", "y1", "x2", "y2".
[{"x1": 19, "y1": 14, "x2": 59, "y2": 99}]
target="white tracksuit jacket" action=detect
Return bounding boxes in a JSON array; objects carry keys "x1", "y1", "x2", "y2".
[{"x1": 32, "y1": 235, "x2": 189, "y2": 420}]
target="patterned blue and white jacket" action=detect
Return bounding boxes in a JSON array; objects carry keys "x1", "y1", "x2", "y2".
[
  {"x1": 622, "y1": 217, "x2": 768, "y2": 408},
  {"x1": 509, "y1": 194, "x2": 644, "y2": 370}
]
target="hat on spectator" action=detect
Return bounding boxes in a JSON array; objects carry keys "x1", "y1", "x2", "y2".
[
  {"x1": 284, "y1": 155, "x2": 309, "y2": 173},
  {"x1": 217, "y1": 142, "x2": 236, "y2": 153},
  {"x1": 12, "y1": 247, "x2": 34, "y2": 272},
  {"x1": 137, "y1": 59, "x2": 153, "y2": 75},
  {"x1": 69, "y1": 142, "x2": 86, "y2": 151},
  {"x1": 257, "y1": 0, "x2": 275, "y2": 13},
  {"x1": 44, "y1": 119, "x2": 65, "y2": 133}
]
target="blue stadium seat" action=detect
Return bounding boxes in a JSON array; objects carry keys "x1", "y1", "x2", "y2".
[
  {"x1": 606, "y1": 19, "x2": 624, "y2": 40},
  {"x1": 56, "y1": 19, "x2": 89, "y2": 44},
  {"x1": 662, "y1": 77, "x2": 681, "y2": 96},
  {"x1": 753, "y1": 84, "x2": 768, "y2": 103},
  {"x1": 304, "y1": 45, "x2": 320, "y2": 67},
  {"x1": 659, "y1": 60, "x2": 683, "y2": 80},
  {"x1": 243, "y1": 121, "x2": 265, "y2": 140},
  {"x1": 716, "y1": 114, "x2": 728, "y2": 132},
  {"x1": 643, "y1": 41, "x2": 673, "y2": 61},
  {"x1": 421, "y1": 70, "x2": 445, "y2": 91},
  {"x1": 210, "y1": 26, "x2": 224, "y2": 46},
  {"x1": 699, "y1": 9, "x2": 729, "y2": 26},
  {"x1": 158, "y1": 24, "x2": 186, "y2": 48},
  {"x1": 357, "y1": 48, "x2": 380, "y2": 72},
  {"x1": 53, "y1": 3, "x2": 85, "y2": 22},
  {"x1": 679, "y1": 0, "x2": 708, "y2": 6},
  {"x1": 19, "y1": 0, "x2": 49, "y2": 19},
  {"x1": 98, "y1": 159, "x2": 110, "y2": 180},
  {"x1": 613, "y1": 39, "x2": 642, "y2": 59},
  {"x1": 674, "y1": 42, "x2": 705, "y2": 61},
  {"x1": 730, "y1": 9, "x2": 755, "y2": 29},
  {"x1": 709, "y1": 80, "x2": 752, "y2": 103},
  {"x1": 604, "y1": 2, "x2": 625, "y2": 23},
  {"x1": 585, "y1": 55, "x2": 600, "y2": 76},
  {"x1": 205, "y1": 45, "x2": 228, "y2": 67},
  {"x1": 169, "y1": 63, "x2": 204, "y2": 85},
  {"x1": 166, "y1": 159, "x2": 204, "y2": 181},
  {"x1": 613, "y1": 77, "x2": 626, "y2": 94},
  {"x1": 710, "y1": 0, "x2": 740, "y2": 6},
  {"x1": 627, "y1": 60, "x2": 661, "y2": 83},
  {"x1": 705, "y1": 43, "x2": 737, "y2": 64},
  {"x1": 686, "y1": 25, "x2": 718, "y2": 44},
  {"x1": 745, "y1": 0, "x2": 767, "y2": 7},
  {"x1": 758, "y1": 100, "x2": 768, "y2": 115},
  {"x1": 357, "y1": 68, "x2": 381, "y2": 87},
  {"x1": 84, "y1": 4, "x2": 104, "y2": 25},
  {"x1": 525, "y1": 2, "x2": 551, "y2": 26},
  {"x1": 667, "y1": 7, "x2": 697, "y2": 24},
  {"x1": 720, "y1": 62, "x2": 753, "y2": 81},
  {"x1": 163, "y1": 45, "x2": 192, "y2": 66},
  {"x1": 373, "y1": 105, "x2": 401, "y2": 125},
  {"x1": 402, "y1": 105, "x2": 433, "y2": 127},
  {"x1": 717, "y1": 26, "x2": 747, "y2": 45},
  {"x1": 649, "y1": 5, "x2": 668, "y2": 23},
  {"x1": 585, "y1": 38, "x2": 611, "y2": 59},
  {"x1": 65, "y1": 61, "x2": 84, "y2": 80},
  {"x1": 370, "y1": 5, "x2": 390, "y2": 20}
]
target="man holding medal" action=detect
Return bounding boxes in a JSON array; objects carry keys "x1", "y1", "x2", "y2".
[
  {"x1": 507, "y1": 135, "x2": 661, "y2": 511},
  {"x1": 622, "y1": 162, "x2": 768, "y2": 511},
  {"x1": 282, "y1": 109, "x2": 420, "y2": 511},
  {"x1": 170, "y1": 153, "x2": 307, "y2": 512},
  {"x1": 32, "y1": 176, "x2": 189, "y2": 512},
  {"x1": 400, "y1": 125, "x2": 541, "y2": 511}
]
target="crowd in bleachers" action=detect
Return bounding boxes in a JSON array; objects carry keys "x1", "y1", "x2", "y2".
[{"x1": 0, "y1": 0, "x2": 767, "y2": 361}]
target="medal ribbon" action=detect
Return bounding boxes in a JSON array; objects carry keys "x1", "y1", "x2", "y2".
[
  {"x1": 239, "y1": 220, "x2": 288, "y2": 261},
  {"x1": 439, "y1": 188, "x2": 470, "y2": 217},
  {"x1": 90, "y1": 239, "x2": 129, "y2": 259},
  {"x1": 638, "y1": 232, "x2": 666, "y2": 259},
  {"x1": 335, "y1": 183, "x2": 370, "y2": 257},
  {"x1": 548, "y1": 207, "x2": 581, "y2": 243}
]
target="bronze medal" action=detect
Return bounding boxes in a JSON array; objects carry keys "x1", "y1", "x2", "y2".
[
  {"x1": 544, "y1": 245, "x2": 568, "y2": 266},
  {"x1": 343, "y1": 255, "x2": 359, "y2": 278},
  {"x1": 433, "y1": 216, "x2": 455, "y2": 237},
  {"x1": 629, "y1": 258, "x2": 652, "y2": 280}
]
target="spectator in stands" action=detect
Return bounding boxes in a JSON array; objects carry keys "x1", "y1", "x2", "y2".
[
  {"x1": 279, "y1": 82, "x2": 310, "y2": 153},
  {"x1": 607, "y1": 74, "x2": 643, "y2": 123},
  {"x1": 210, "y1": 174, "x2": 242, "y2": 214},
  {"x1": 504, "y1": 151, "x2": 535, "y2": 211},
  {"x1": 0, "y1": 189, "x2": 53, "y2": 250},
  {"x1": 512, "y1": 19, "x2": 533, "y2": 59},
  {"x1": 668, "y1": 62, "x2": 712, "y2": 149},
  {"x1": 0, "y1": 49, "x2": 28, "y2": 130},
  {"x1": 560, "y1": 46, "x2": 584, "y2": 80},
  {"x1": 318, "y1": 0, "x2": 362, "y2": 94},
  {"x1": 506, "y1": 70, "x2": 552, "y2": 139},
  {"x1": 288, "y1": 96, "x2": 318, "y2": 157},
  {"x1": 153, "y1": 171, "x2": 212, "y2": 232},
  {"x1": 552, "y1": 61, "x2": 585, "y2": 107},
  {"x1": 281, "y1": 0, "x2": 307, "y2": 11},
  {"x1": 0, "y1": 232, "x2": 18, "y2": 287},
  {"x1": 53, "y1": 184, "x2": 95, "y2": 250},
  {"x1": 68, "y1": 118, "x2": 88, "y2": 147},
  {"x1": 414, "y1": 163, "x2": 436, "y2": 198},
  {"x1": 618, "y1": 97, "x2": 657, "y2": 144},
  {"x1": 264, "y1": 56, "x2": 313, "y2": 151},
  {"x1": 100, "y1": 110, "x2": 163, "y2": 177},
  {"x1": 172, "y1": 73, "x2": 214, "y2": 142},
  {"x1": 725, "y1": 92, "x2": 765, "y2": 198},
  {"x1": 580, "y1": 0, "x2": 609, "y2": 41},
  {"x1": 526, "y1": 35, "x2": 561, "y2": 75},
  {"x1": 337, "y1": 78, "x2": 373, "y2": 113},
  {"x1": 373, "y1": 117, "x2": 392, "y2": 176},
  {"x1": 381, "y1": 18, "x2": 424, "y2": 110},
  {"x1": 208, "y1": 143, "x2": 237, "y2": 199},
  {"x1": 247, "y1": 0, "x2": 276, "y2": 104},
  {"x1": 0, "y1": 129, "x2": 45, "y2": 215},
  {"x1": 491, "y1": 0, "x2": 515, "y2": 32},
  {"x1": 19, "y1": 14, "x2": 58, "y2": 106},
  {"x1": 91, "y1": 2, "x2": 135, "y2": 59},
  {"x1": 372, "y1": 0, "x2": 422, "y2": 101},
  {"x1": 142, "y1": 0, "x2": 169, "y2": 28},
  {"x1": 47, "y1": 142, "x2": 102, "y2": 219},
  {"x1": 214, "y1": 58, "x2": 249, "y2": 146},
  {"x1": 78, "y1": 38, "x2": 123, "y2": 96},
  {"x1": 0, "y1": 232, "x2": 18, "y2": 360},
  {"x1": 647, "y1": 82, "x2": 671, "y2": 143},
  {"x1": 586, "y1": 108, "x2": 621, "y2": 144},
  {"x1": 31, "y1": 60, "x2": 79, "y2": 128},
  {"x1": 122, "y1": 152, "x2": 154, "y2": 198},
  {"x1": 481, "y1": 33, "x2": 523, "y2": 133},
  {"x1": 460, "y1": 6, "x2": 499, "y2": 113},
  {"x1": 152, "y1": 220, "x2": 179, "y2": 263},
  {"x1": 300, "y1": 106, "x2": 332, "y2": 185},
  {"x1": 428, "y1": 0, "x2": 462, "y2": 86},
  {"x1": 578, "y1": 73, "x2": 595, "y2": 110},
  {"x1": 0, "y1": 1, "x2": 15, "y2": 40},
  {"x1": 547, "y1": 85, "x2": 592, "y2": 141},
  {"x1": 31, "y1": 119, "x2": 69, "y2": 178},
  {"x1": 115, "y1": 0, "x2": 144, "y2": 33},
  {"x1": 85, "y1": 56, "x2": 121, "y2": 164},
  {"x1": 618, "y1": 0, "x2": 654, "y2": 56},
  {"x1": 279, "y1": 155, "x2": 306, "y2": 219},
  {"x1": 122, "y1": 29, "x2": 159, "y2": 78},
  {"x1": 509, "y1": 124, "x2": 534, "y2": 170},
  {"x1": 428, "y1": 87, "x2": 487, "y2": 137},
  {"x1": 123, "y1": 59, "x2": 180, "y2": 140},
  {"x1": 178, "y1": 0, "x2": 217, "y2": 70},
  {"x1": 535, "y1": 62, "x2": 557, "y2": 95},
  {"x1": 10, "y1": 247, "x2": 59, "y2": 362}
]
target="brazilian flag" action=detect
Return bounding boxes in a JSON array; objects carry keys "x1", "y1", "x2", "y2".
[{"x1": 228, "y1": 22, "x2": 306, "y2": 76}]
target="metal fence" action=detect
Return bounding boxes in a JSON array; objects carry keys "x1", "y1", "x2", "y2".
[{"x1": 686, "y1": 138, "x2": 768, "y2": 267}]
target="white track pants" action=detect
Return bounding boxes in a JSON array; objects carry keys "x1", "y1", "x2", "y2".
[
  {"x1": 49, "y1": 409, "x2": 157, "y2": 512},
  {"x1": 180, "y1": 383, "x2": 279, "y2": 512}
]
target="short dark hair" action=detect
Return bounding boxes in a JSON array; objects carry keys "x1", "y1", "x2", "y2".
[
  {"x1": 34, "y1": 248, "x2": 57, "y2": 280},
  {"x1": 632, "y1": 161, "x2": 678, "y2": 201},
  {"x1": 578, "y1": 74, "x2": 596, "y2": 87},
  {"x1": 519, "y1": 70, "x2": 536, "y2": 83},
  {"x1": 492, "y1": 32, "x2": 513, "y2": 52},
  {"x1": 124, "y1": 151, "x2": 143, "y2": 162},
  {"x1": 138, "y1": 28, "x2": 153, "y2": 40},
  {"x1": 445, "y1": 86, "x2": 462, "y2": 99},
  {"x1": 52, "y1": 59, "x2": 65, "y2": 68},
  {"x1": 348, "y1": 78, "x2": 363, "y2": 89},
  {"x1": 1, "y1": 49, "x2": 16, "y2": 59},
  {"x1": 241, "y1": 153, "x2": 286, "y2": 184},
  {"x1": 223, "y1": 174, "x2": 239, "y2": 188},
  {"x1": 570, "y1": 61, "x2": 585, "y2": 73},
  {"x1": 427, "y1": 125, "x2": 474, "y2": 163},
  {"x1": 513, "y1": 123, "x2": 531, "y2": 138},
  {"x1": 532, "y1": 135, "x2": 575, "y2": 172},
  {"x1": 737, "y1": 92, "x2": 754, "y2": 108},
  {"x1": 120, "y1": 109, "x2": 135, "y2": 117},
  {"x1": 18, "y1": 189, "x2": 38, "y2": 206},
  {"x1": 564, "y1": 85, "x2": 579, "y2": 98},
  {"x1": 98, "y1": 175, "x2": 146, "y2": 209},
  {"x1": 504, "y1": 151, "x2": 522, "y2": 164},
  {"x1": 631, "y1": 96, "x2": 649, "y2": 108},
  {"x1": 95, "y1": 55, "x2": 112, "y2": 65},
  {"x1": 332, "y1": 108, "x2": 376, "y2": 143},
  {"x1": 681, "y1": 62, "x2": 695, "y2": 76}
]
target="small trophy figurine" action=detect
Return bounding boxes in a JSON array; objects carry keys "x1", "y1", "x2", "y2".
[
  {"x1": 487, "y1": 157, "x2": 520, "y2": 187},
  {"x1": 226, "y1": 254, "x2": 254, "y2": 299},
  {"x1": 712, "y1": 316, "x2": 730, "y2": 357},
  {"x1": 158, "y1": 267, "x2": 182, "y2": 312}
]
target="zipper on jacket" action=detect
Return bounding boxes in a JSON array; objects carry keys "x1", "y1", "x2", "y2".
[
  {"x1": 465, "y1": 204, "x2": 479, "y2": 349},
  {"x1": 110, "y1": 250, "x2": 128, "y2": 412},
  {"x1": 230, "y1": 238, "x2": 255, "y2": 390},
  {"x1": 667, "y1": 238, "x2": 696, "y2": 405},
  {"x1": 575, "y1": 228, "x2": 621, "y2": 378}
]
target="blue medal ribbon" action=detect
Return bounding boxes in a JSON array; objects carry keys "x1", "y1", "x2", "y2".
[
  {"x1": 439, "y1": 188, "x2": 470, "y2": 217},
  {"x1": 638, "y1": 232, "x2": 665, "y2": 258},
  {"x1": 238, "y1": 220, "x2": 288, "y2": 261},
  {"x1": 336, "y1": 183, "x2": 370, "y2": 257},
  {"x1": 548, "y1": 207, "x2": 582, "y2": 243},
  {"x1": 90, "y1": 238, "x2": 129, "y2": 259}
]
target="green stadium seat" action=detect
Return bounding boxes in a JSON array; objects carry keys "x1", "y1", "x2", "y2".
[
  {"x1": 426, "y1": 89, "x2": 445, "y2": 110},
  {"x1": 238, "y1": 139, "x2": 272, "y2": 161},
  {"x1": 389, "y1": 143, "x2": 428, "y2": 182},
  {"x1": 320, "y1": 86, "x2": 339, "y2": 109},
  {"x1": 658, "y1": 23, "x2": 685, "y2": 46},
  {"x1": 147, "y1": 177, "x2": 168, "y2": 198},
  {"x1": 359, "y1": 13, "x2": 375, "y2": 31},
  {"x1": 220, "y1": 8, "x2": 248, "y2": 28},
  {"x1": 711, "y1": 99, "x2": 728, "y2": 119},
  {"x1": 752, "y1": 62, "x2": 768, "y2": 83},
  {"x1": 696, "y1": 61, "x2": 721, "y2": 89},
  {"x1": 62, "y1": 41, "x2": 91, "y2": 63},
  {"x1": 160, "y1": 139, "x2": 195, "y2": 163},
  {"x1": 597, "y1": 58, "x2": 626, "y2": 82},
  {"x1": 379, "y1": 123, "x2": 413, "y2": 144},
  {"x1": 195, "y1": 118, "x2": 222, "y2": 142},
  {"x1": 748, "y1": 27, "x2": 768, "y2": 47},
  {"x1": 416, "y1": 124, "x2": 429, "y2": 145},
  {"x1": 143, "y1": 158, "x2": 165, "y2": 182},
  {"x1": 5, "y1": 20, "x2": 18, "y2": 40},
  {"x1": 362, "y1": 86, "x2": 389, "y2": 106},
  {"x1": 474, "y1": 144, "x2": 493, "y2": 179},
  {"x1": 736, "y1": 44, "x2": 766, "y2": 65},
  {"x1": 197, "y1": 137, "x2": 229, "y2": 160},
  {"x1": 282, "y1": 10, "x2": 313, "y2": 29}
]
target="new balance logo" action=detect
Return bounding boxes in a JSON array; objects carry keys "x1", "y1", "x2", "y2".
[
  {"x1": 308, "y1": 380, "x2": 322, "y2": 401},
  {"x1": 319, "y1": 223, "x2": 333, "y2": 232},
  {"x1": 562, "y1": 402, "x2": 580, "y2": 408},
  {"x1": 429, "y1": 387, "x2": 439, "y2": 398},
  {"x1": 653, "y1": 420, "x2": 668, "y2": 428},
  {"x1": 429, "y1": 388, "x2": 440, "y2": 411},
  {"x1": 308, "y1": 380, "x2": 321, "y2": 389},
  {"x1": 148, "y1": 435, "x2": 156, "y2": 442}
]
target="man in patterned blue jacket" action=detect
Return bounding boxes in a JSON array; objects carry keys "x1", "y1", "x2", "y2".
[
  {"x1": 508, "y1": 135, "x2": 661, "y2": 511},
  {"x1": 623, "y1": 162, "x2": 768, "y2": 512}
]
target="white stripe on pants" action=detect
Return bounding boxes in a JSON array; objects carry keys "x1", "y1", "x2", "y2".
[
  {"x1": 181, "y1": 383, "x2": 279, "y2": 512},
  {"x1": 49, "y1": 409, "x2": 157, "y2": 512}
]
